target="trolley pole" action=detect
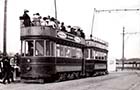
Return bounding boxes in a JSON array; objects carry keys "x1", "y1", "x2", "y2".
[
  {"x1": 122, "y1": 27, "x2": 125, "y2": 70},
  {"x1": 54, "y1": 0, "x2": 57, "y2": 19},
  {"x1": 3, "y1": 0, "x2": 8, "y2": 56},
  {"x1": 90, "y1": 8, "x2": 96, "y2": 39}
]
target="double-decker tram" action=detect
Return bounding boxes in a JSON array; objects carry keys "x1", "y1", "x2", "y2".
[
  {"x1": 85, "y1": 37, "x2": 108, "y2": 76},
  {"x1": 19, "y1": 11, "x2": 109, "y2": 82},
  {"x1": 20, "y1": 24, "x2": 85, "y2": 82}
]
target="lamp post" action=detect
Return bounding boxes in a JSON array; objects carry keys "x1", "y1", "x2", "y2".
[{"x1": 3, "y1": 0, "x2": 7, "y2": 56}]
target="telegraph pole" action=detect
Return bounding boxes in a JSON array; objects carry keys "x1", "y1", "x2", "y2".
[
  {"x1": 122, "y1": 27, "x2": 125, "y2": 70},
  {"x1": 3, "y1": 0, "x2": 8, "y2": 56},
  {"x1": 121, "y1": 27, "x2": 140, "y2": 70},
  {"x1": 54, "y1": 0, "x2": 57, "y2": 19}
]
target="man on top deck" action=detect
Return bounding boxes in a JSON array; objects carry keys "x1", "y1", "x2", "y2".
[{"x1": 22, "y1": 9, "x2": 31, "y2": 27}]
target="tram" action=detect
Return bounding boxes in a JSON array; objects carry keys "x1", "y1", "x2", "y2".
[
  {"x1": 85, "y1": 37, "x2": 108, "y2": 76},
  {"x1": 19, "y1": 16, "x2": 108, "y2": 83},
  {"x1": 20, "y1": 24, "x2": 85, "y2": 82}
]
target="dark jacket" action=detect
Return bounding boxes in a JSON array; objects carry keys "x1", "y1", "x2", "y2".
[
  {"x1": 3, "y1": 59, "x2": 11, "y2": 72},
  {"x1": 23, "y1": 12, "x2": 31, "y2": 27}
]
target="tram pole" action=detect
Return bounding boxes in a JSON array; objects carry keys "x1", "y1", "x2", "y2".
[
  {"x1": 3, "y1": 0, "x2": 8, "y2": 56},
  {"x1": 122, "y1": 27, "x2": 125, "y2": 70},
  {"x1": 90, "y1": 8, "x2": 96, "y2": 39},
  {"x1": 54, "y1": 0, "x2": 57, "y2": 19}
]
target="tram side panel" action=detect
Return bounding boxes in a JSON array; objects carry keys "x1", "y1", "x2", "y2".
[
  {"x1": 20, "y1": 57, "x2": 83, "y2": 80},
  {"x1": 94, "y1": 60, "x2": 107, "y2": 72},
  {"x1": 20, "y1": 57, "x2": 56, "y2": 79},
  {"x1": 55, "y1": 57, "x2": 82, "y2": 72},
  {"x1": 85, "y1": 57, "x2": 108, "y2": 75}
]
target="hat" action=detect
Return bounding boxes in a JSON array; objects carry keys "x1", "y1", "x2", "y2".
[
  {"x1": 43, "y1": 17, "x2": 47, "y2": 20},
  {"x1": 36, "y1": 13, "x2": 40, "y2": 15},
  {"x1": 24, "y1": 9, "x2": 29, "y2": 12}
]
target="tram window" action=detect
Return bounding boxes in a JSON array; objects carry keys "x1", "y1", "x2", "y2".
[
  {"x1": 46, "y1": 41, "x2": 50, "y2": 56},
  {"x1": 102, "y1": 57, "x2": 104, "y2": 60},
  {"x1": 90, "y1": 49, "x2": 92, "y2": 58},
  {"x1": 56, "y1": 44, "x2": 65, "y2": 57},
  {"x1": 71, "y1": 47, "x2": 76, "y2": 58},
  {"x1": 25, "y1": 41, "x2": 34, "y2": 56},
  {"x1": 56, "y1": 44, "x2": 82, "y2": 59},
  {"x1": 50, "y1": 42, "x2": 54, "y2": 56},
  {"x1": 90, "y1": 49, "x2": 95, "y2": 59},
  {"x1": 84, "y1": 49, "x2": 88, "y2": 59},
  {"x1": 35, "y1": 40, "x2": 44, "y2": 56},
  {"x1": 21, "y1": 40, "x2": 25, "y2": 56},
  {"x1": 56, "y1": 44, "x2": 60, "y2": 57},
  {"x1": 60, "y1": 45, "x2": 65, "y2": 57},
  {"x1": 71, "y1": 47, "x2": 82, "y2": 58},
  {"x1": 104, "y1": 56, "x2": 106, "y2": 60},
  {"x1": 95, "y1": 56, "x2": 98, "y2": 59},
  {"x1": 65, "y1": 46, "x2": 71, "y2": 57},
  {"x1": 76, "y1": 48, "x2": 82, "y2": 58}
]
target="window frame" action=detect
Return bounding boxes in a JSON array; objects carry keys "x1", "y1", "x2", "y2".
[{"x1": 21, "y1": 39, "x2": 55, "y2": 57}]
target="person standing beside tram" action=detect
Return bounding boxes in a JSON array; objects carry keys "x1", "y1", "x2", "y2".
[
  {"x1": 0, "y1": 58, "x2": 3, "y2": 79},
  {"x1": 2, "y1": 56, "x2": 11, "y2": 84}
]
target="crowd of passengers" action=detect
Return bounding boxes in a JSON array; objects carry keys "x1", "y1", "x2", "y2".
[{"x1": 20, "y1": 9, "x2": 85, "y2": 38}]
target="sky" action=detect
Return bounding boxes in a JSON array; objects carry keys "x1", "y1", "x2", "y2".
[{"x1": 0, "y1": 0, "x2": 140, "y2": 61}]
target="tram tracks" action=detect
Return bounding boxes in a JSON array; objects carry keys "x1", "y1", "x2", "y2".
[{"x1": 127, "y1": 71, "x2": 140, "y2": 90}]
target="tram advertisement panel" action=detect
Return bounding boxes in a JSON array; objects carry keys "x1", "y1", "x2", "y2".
[
  {"x1": 94, "y1": 63, "x2": 107, "y2": 70},
  {"x1": 57, "y1": 31, "x2": 85, "y2": 44}
]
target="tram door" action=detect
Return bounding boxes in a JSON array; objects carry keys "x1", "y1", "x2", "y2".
[{"x1": 21, "y1": 40, "x2": 34, "y2": 56}]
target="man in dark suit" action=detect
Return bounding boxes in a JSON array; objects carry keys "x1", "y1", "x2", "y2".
[
  {"x1": 22, "y1": 9, "x2": 31, "y2": 27},
  {"x1": 2, "y1": 56, "x2": 11, "y2": 84}
]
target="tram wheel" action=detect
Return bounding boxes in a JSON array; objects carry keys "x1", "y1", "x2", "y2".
[
  {"x1": 55, "y1": 73, "x2": 66, "y2": 82},
  {"x1": 73, "y1": 72, "x2": 80, "y2": 79}
]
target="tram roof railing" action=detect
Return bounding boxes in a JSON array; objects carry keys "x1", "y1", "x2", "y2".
[{"x1": 20, "y1": 26, "x2": 85, "y2": 45}]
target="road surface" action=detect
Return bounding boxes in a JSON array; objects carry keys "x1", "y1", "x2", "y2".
[{"x1": 0, "y1": 70, "x2": 140, "y2": 90}]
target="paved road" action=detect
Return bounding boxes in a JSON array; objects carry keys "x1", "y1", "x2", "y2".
[{"x1": 1, "y1": 70, "x2": 140, "y2": 90}]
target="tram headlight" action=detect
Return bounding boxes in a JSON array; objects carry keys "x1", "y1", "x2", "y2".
[
  {"x1": 27, "y1": 59, "x2": 31, "y2": 63},
  {"x1": 26, "y1": 66, "x2": 32, "y2": 71}
]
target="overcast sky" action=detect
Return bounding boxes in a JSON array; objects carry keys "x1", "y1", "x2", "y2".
[{"x1": 0, "y1": 0, "x2": 140, "y2": 60}]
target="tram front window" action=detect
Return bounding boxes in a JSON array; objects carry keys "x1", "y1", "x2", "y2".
[
  {"x1": 35, "y1": 40, "x2": 44, "y2": 56},
  {"x1": 22, "y1": 40, "x2": 54, "y2": 56},
  {"x1": 25, "y1": 41, "x2": 33, "y2": 56},
  {"x1": 35, "y1": 40, "x2": 54, "y2": 56},
  {"x1": 46, "y1": 41, "x2": 51, "y2": 56}
]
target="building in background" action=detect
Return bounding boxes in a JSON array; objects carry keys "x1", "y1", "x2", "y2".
[{"x1": 116, "y1": 58, "x2": 140, "y2": 70}]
